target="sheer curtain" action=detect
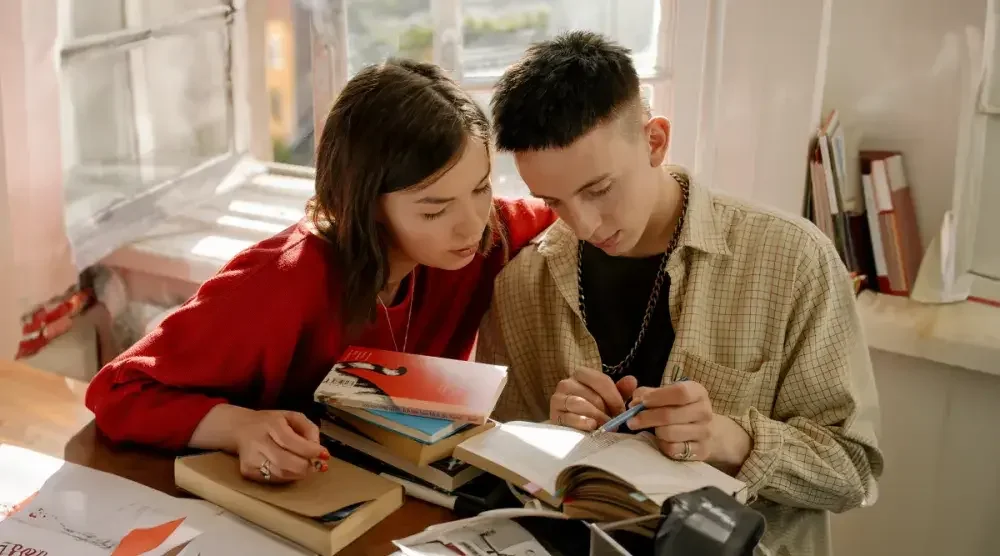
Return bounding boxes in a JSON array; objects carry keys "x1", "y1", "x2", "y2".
[{"x1": 0, "y1": 0, "x2": 80, "y2": 359}]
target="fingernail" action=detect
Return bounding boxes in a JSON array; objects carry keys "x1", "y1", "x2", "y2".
[
  {"x1": 320, "y1": 463, "x2": 329, "y2": 473},
  {"x1": 627, "y1": 419, "x2": 637, "y2": 429},
  {"x1": 318, "y1": 451, "x2": 330, "y2": 461},
  {"x1": 586, "y1": 418, "x2": 596, "y2": 429}
]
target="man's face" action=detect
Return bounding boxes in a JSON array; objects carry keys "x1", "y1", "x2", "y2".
[{"x1": 513, "y1": 114, "x2": 670, "y2": 256}]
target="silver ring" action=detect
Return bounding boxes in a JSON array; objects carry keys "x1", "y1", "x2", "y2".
[
  {"x1": 679, "y1": 441, "x2": 694, "y2": 461},
  {"x1": 563, "y1": 394, "x2": 571, "y2": 413},
  {"x1": 259, "y1": 458, "x2": 272, "y2": 481}
]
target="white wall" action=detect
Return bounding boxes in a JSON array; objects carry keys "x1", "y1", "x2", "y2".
[
  {"x1": 819, "y1": 1, "x2": 1000, "y2": 554},
  {"x1": 831, "y1": 350, "x2": 1000, "y2": 556},
  {"x1": 672, "y1": 0, "x2": 831, "y2": 216},
  {"x1": 822, "y1": 0, "x2": 987, "y2": 248}
]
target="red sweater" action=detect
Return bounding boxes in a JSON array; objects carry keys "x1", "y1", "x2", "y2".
[{"x1": 85, "y1": 198, "x2": 555, "y2": 450}]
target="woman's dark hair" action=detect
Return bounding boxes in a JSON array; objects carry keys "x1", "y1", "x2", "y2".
[{"x1": 306, "y1": 59, "x2": 500, "y2": 333}]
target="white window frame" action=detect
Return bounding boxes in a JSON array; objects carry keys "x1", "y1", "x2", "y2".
[
  {"x1": 55, "y1": 0, "x2": 272, "y2": 270},
  {"x1": 912, "y1": 0, "x2": 1000, "y2": 305},
  {"x1": 0, "y1": 0, "x2": 275, "y2": 313}
]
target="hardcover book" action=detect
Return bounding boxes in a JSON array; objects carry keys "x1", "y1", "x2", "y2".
[{"x1": 314, "y1": 346, "x2": 508, "y2": 424}]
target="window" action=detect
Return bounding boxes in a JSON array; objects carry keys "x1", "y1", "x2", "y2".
[
  {"x1": 58, "y1": 0, "x2": 257, "y2": 269},
  {"x1": 281, "y1": 0, "x2": 671, "y2": 200},
  {"x1": 927, "y1": 0, "x2": 1000, "y2": 304},
  {"x1": 270, "y1": 90, "x2": 283, "y2": 123},
  {"x1": 267, "y1": 26, "x2": 285, "y2": 70}
]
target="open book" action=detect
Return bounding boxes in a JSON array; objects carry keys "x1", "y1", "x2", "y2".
[{"x1": 454, "y1": 422, "x2": 746, "y2": 528}]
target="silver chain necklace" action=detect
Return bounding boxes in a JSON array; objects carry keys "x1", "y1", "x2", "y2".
[
  {"x1": 577, "y1": 173, "x2": 690, "y2": 377},
  {"x1": 376, "y1": 277, "x2": 414, "y2": 352}
]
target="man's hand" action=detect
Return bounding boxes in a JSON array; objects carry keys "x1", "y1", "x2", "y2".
[
  {"x1": 627, "y1": 381, "x2": 752, "y2": 474},
  {"x1": 549, "y1": 369, "x2": 638, "y2": 431}
]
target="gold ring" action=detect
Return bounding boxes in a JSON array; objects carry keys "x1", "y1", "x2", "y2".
[{"x1": 563, "y1": 394, "x2": 571, "y2": 413}]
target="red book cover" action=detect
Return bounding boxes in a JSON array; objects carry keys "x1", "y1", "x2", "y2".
[{"x1": 313, "y1": 346, "x2": 508, "y2": 424}]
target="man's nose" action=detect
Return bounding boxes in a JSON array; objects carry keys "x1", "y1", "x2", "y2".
[{"x1": 562, "y1": 203, "x2": 600, "y2": 241}]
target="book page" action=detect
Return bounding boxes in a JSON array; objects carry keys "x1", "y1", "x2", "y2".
[
  {"x1": 454, "y1": 422, "x2": 629, "y2": 495},
  {"x1": 571, "y1": 434, "x2": 746, "y2": 504}
]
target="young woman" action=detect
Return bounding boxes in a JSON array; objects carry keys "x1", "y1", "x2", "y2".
[{"x1": 84, "y1": 59, "x2": 556, "y2": 484}]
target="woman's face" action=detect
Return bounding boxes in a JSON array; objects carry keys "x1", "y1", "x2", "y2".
[{"x1": 379, "y1": 138, "x2": 493, "y2": 271}]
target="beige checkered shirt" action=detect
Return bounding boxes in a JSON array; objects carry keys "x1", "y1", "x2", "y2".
[{"x1": 476, "y1": 170, "x2": 884, "y2": 556}]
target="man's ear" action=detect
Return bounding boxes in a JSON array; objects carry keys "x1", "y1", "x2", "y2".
[{"x1": 646, "y1": 116, "x2": 671, "y2": 167}]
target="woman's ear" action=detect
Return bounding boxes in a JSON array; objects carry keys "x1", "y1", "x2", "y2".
[{"x1": 646, "y1": 116, "x2": 671, "y2": 167}]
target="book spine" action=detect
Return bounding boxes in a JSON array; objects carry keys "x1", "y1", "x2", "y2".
[{"x1": 333, "y1": 399, "x2": 485, "y2": 425}]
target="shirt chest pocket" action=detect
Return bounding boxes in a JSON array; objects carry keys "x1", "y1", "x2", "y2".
[{"x1": 667, "y1": 349, "x2": 774, "y2": 416}]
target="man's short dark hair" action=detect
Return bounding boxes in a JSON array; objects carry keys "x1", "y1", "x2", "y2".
[{"x1": 491, "y1": 30, "x2": 642, "y2": 152}]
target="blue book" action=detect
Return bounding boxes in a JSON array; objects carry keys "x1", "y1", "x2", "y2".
[{"x1": 340, "y1": 407, "x2": 471, "y2": 444}]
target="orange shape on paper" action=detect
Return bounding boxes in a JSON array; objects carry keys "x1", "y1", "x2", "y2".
[{"x1": 112, "y1": 517, "x2": 185, "y2": 556}]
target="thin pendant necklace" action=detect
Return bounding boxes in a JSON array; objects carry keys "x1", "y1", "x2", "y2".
[{"x1": 376, "y1": 276, "x2": 414, "y2": 353}]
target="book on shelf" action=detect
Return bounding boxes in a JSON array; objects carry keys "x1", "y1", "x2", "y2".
[
  {"x1": 453, "y1": 421, "x2": 746, "y2": 536},
  {"x1": 806, "y1": 110, "x2": 877, "y2": 294},
  {"x1": 314, "y1": 346, "x2": 508, "y2": 424},
  {"x1": 860, "y1": 150, "x2": 923, "y2": 296},
  {"x1": 174, "y1": 451, "x2": 403, "y2": 556},
  {"x1": 320, "y1": 417, "x2": 485, "y2": 492}
]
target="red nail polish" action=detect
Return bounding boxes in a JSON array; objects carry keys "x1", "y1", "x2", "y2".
[
  {"x1": 320, "y1": 463, "x2": 329, "y2": 473},
  {"x1": 319, "y1": 451, "x2": 330, "y2": 461}
]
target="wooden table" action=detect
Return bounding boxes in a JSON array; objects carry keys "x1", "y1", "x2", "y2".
[{"x1": 0, "y1": 360, "x2": 455, "y2": 555}]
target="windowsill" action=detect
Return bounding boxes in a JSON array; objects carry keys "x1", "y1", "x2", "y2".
[
  {"x1": 856, "y1": 291, "x2": 1000, "y2": 378},
  {"x1": 101, "y1": 170, "x2": 313, "y2": 285}
]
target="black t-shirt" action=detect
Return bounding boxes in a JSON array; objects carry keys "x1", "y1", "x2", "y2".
[{"x1": 579, "y1": 241, "x2": 675, "y2": 391}]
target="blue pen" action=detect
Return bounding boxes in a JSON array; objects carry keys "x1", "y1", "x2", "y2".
[
  {"x1": 595, "y1": 402, "x2": 646, "y2": 434},
  {"x1": 594, "y1": 376, "x2": 690, "y2": 434}
]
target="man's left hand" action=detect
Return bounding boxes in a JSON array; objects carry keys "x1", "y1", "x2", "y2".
[{"x1": 626, "y1": 381, "x2": 752, "y2": 473}]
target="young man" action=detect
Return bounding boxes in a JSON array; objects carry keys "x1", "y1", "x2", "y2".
[{"x1": 476, "y1": 31, "x2": 883, "y2": 556}]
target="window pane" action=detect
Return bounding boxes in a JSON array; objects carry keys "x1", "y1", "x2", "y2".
[
  {"x1": 347, "y1": 0, "x2": 434, "y2": 74},
  {"x1": 62, "y1": 27, "x2": 231, "y2": 233},
  {"x1": 65, "y1": 0, "x2": 227, "y2": 38},
  {"x1": 265, "y1": 1, "x2": 316, "y2": 166},
  {"x1": 461, "y1": 0, "x2": 661, "y2": 81},
  {"x1": 972, "y1": 116, "x2": 1000, "y2": 280}
]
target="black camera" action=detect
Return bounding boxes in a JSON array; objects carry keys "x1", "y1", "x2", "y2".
[{"x1": 654, "y1": 486, "x2": 766, "y2": 556}]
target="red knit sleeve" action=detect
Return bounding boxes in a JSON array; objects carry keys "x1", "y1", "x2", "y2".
[
  {"x1": 84, "y1": 232, "x2": 334, "y2": 450},
  {"x1": 493, "y1": 197, "x2": 557, "y2": 257}
]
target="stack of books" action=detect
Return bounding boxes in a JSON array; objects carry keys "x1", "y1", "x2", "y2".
[
  {"x1": 313, "y1": 346, "x2": 508, "y2": 495},
  {"x1": 172, "y1": 348, "x2": 508, "y2": 555},
  {"x1": 804, "y1": 109, "x2": 923, "y2": 296}
]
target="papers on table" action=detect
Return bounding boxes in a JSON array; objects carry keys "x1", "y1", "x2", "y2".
[{"x1": 0, "y1": 444, "x2": 310, "y2": 555}]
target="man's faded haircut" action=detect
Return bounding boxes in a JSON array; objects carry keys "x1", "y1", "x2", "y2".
[{"x1": 491, "y1": 30, "x2": 645, "y2": 152}]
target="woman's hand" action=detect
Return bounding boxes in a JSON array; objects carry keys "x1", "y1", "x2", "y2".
[
  {"x1": 192, "y1": 405, "x2": 330, "y2": 483},
  {"x1": 549, "y1": 369, "x2": 637, "y2": 431}
]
